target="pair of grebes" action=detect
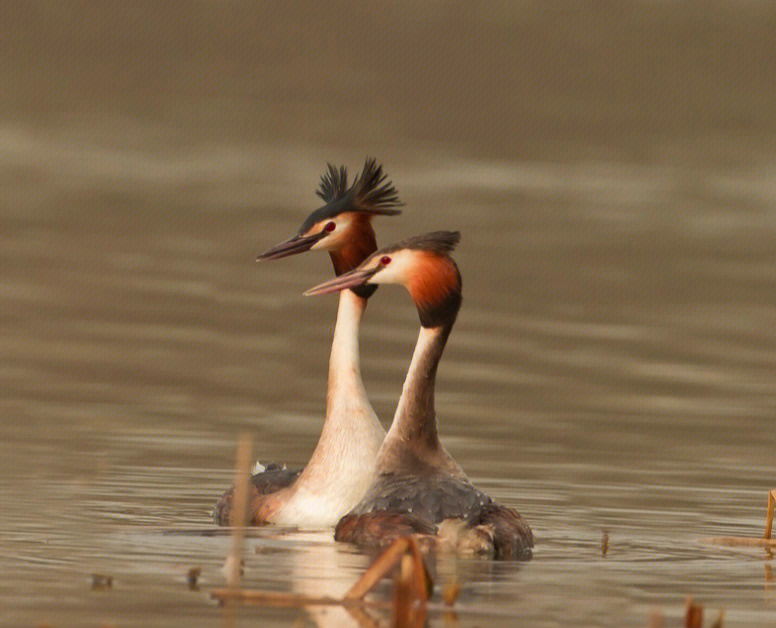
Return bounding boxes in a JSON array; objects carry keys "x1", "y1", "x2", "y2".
[{"x1": 214, "y1": 158, "x2": 533, "y2": 559}]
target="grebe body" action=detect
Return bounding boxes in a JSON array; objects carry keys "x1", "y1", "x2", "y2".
[
  {"x1": 305, "y1": 232, "x2": 533, "y2": 557},
  {"x1": 214, "y1": 158, "x2": 401, "y2": 527}
]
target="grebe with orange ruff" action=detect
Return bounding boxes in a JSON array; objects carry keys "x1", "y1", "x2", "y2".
[{"x1": 304, "y1": 231, "x2": 533, "y2": 558}]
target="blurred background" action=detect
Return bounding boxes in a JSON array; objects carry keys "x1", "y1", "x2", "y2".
[{"x1": 2, "y1": 2, "x2": 776, "y2": 627}]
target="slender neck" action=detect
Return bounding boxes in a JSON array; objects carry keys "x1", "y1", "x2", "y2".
[
  {"x1": 288, "y1": 279, "x2": 384, "y2": 507},
  {"x1": 321, "y1": 288, "x2": 373, "y2": 420},
  {"x1": 322, "y1": 225, "x2": 377, "y2": 422},
  {"x1": 385, "y1": 319, "x2": 453, "y2": 449}
]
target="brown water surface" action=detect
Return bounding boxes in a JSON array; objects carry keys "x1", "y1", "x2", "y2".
[{"x1": 2, "y1": 2, "x2": 776, "y2": 626}]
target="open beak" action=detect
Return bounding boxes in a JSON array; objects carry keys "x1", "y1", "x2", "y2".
[
  {"x1": 256, "y1": 232, "x2": 327, "y2": 262},
  {"x1": 304, "y1": 267, "x2": 379, "y2": 296}
]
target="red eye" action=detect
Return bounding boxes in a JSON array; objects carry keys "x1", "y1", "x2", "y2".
[
  {"x1": 324, "y1": 222, "x2": 336, "y2": 232},
  {"x1": 380, "y1": 256, "x2": 392, "y2": 265}
]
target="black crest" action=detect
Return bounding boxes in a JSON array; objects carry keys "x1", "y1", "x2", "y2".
[
  {"x1": 315, "y1": 163, "x2": 349, "y2": 204},
  {"x1": 381, "y1": 231, "x2": 461, "y2": 256},
  {"x1": 349, "y1": 157, "x2": 403, "y2": 215},
  {"x1": 300, "y1": 158, "x2": 403, "y2": 235}
]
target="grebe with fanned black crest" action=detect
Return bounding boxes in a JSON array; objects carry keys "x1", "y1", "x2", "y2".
[{"x1": 214, "y1": 158, "x2": 402, "y2": 527}]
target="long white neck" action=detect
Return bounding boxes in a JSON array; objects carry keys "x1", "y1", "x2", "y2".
[
  {"x1": 276, "y1": 289, "x2": 385, "y2": 525},
  {"x1": 325, "y1": 289, "x2": 369, "y2": 407},
  {"x1": 313, "y1": 288, "x2": 384, "y2": 448}
]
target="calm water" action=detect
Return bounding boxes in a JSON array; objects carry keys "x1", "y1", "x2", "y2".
[{"x1": 3, "y1": 2, "x2": 776, "y2": 626}]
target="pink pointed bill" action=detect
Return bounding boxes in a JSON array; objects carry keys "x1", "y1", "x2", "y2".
[
  {"x1": 304, "y1": 268, "x2": 378, "y2": 296},
  {"x1": 257, "y1": 231, "x2": 327, "y2": 262}
]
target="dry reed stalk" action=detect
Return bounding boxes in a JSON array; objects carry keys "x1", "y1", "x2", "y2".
[
  {"x1": 344, "y1": 536, "x2": 432, "y2": 601},
  {"x1": 710, "y1": 609, "x2": 725, "y2": 628},
  {"x1": 764, "y1": 489, "x2": 775, "y2": 539},
  {"x1": 393, "y1": 554, "x2": 414, "y2": 627},
  {"x1": 701, "y1": 488, "x2": 776, "y2": 548},
  {"x1": 646, "y1": 608, "x2": 663, "y2": 627},
  {"x1": 392, "y1": 553, "x2": 427, "y2": 628},
  {"x1": 442, "y1": 581, "x2": 461, "y2": 606},
  {"x1": 211, "y1": 587, "x2": 519, "y2": 619},
  {"x1": 345, "y1": 605, "x2": 383, "y2": 628},
  {"x1": 224, "y1": 434, "x2": 253, "y2": 587},
  {"x1": 214, "y1": 589, "x2": 372, "y2": 607},
  {"x1": 187, "y1": 566, "x2": 202, "y2": 590},
  {"x1": 90, "y1": 574, "x2": 113, "y2": 590},
  {"x1": 702, "y1": 537, "x2": 776, "y2": 547},
  {"x1": 221, "y1": 433, "x2": 253, "y2": 628},
  {"x1": 405, "y1": 537, "x2": 433, "y2": 602},
  {"x1": 684, "y1": 596, "x2": 702, "y2": 628},
  {"x1": 212, "y1": 534, "x2": 435, "y2": 625},
  {"x1": 345, "y1": 537, "x2": 415, "y2": 600}
]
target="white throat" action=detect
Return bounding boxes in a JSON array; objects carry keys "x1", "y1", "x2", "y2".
[
  {"x1": 272, "y1": 289, "x2": 385, "y2": 526},
  {"x1": 326, "y1": 289, "x2": 368, "y2": 400}
]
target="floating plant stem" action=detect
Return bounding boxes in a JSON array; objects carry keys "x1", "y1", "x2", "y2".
[
  {"x1": 764, "y1": 489, "x2": 775, "y2": 540},
  {"x1": 684, "y1": 596, "x2": 702, "y2": 628},
  {"x1": 221, "y1": 433, "x2": 253, "y2": 628},
  {"x1": 224, "y1": 433, "x2": 253, "y2": 588},
  {"x1": 701, "y1": 488, "x2": 776, "y2": 548},
  {"x1": 212, "y1": 534, "x2": 434, "y2": 625}
]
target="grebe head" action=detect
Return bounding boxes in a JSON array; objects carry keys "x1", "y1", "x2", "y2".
[
  {"x1": 256, "y1": 158, "x2": 402, "y2": 277},
  {"x1": 305, "y1": 231, "x2": 462, "y2": 327}
]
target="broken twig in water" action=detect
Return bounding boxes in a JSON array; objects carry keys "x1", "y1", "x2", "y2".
[
  {"x1": 393, "y1": 553, "x2": 426, "y2": 628},
  {"x1": 221, "y1": 433, "x2": 253, "y2": 628},
  {"x1": 442, "y1": 581, "x2": 461, "y2": 606},
  {"x1": 187, "y1": 566, "x2": 202, "y2": 591},
  {"x1": 224, "y1": 434, "x2": 253, "y2": 587},
  {"x1": 764, "y1": 488, "x2": 775, "y2": 540},
  {"x1": 684, "y1": 596, "x2": 702, "y2": 628},
  {"x1": 701, "y1": 488, "x2": 776, "y2": 548},
  {"x1": 646, "y1": 608, "x2": 663, "y2": 628},
  {"x1": 213, "y1": 535, "x2": 432, "y2": 610},
  {"x1": 345, "y1": 536, "x2": 431, "y2": 601},
  {"x1": 677, "y1": 595, "x2": 724, "y2": 628},
  {"x1": 213, "y1": 590, "x2": 382, "y2": 608},
  {"x1": 212, "y1": 435, "x2": 437, "y2": 625},
  {"x1": 90, "y1": 574, "x2": 113, "y2": 591},
  {"x1": 703, "y1": 537, "x2": 776, "y2": 547},
  {"x1": 213, "y1": 534, "x2": 439, "y2": 628},
  {"x1": 601, "y1": 528, "x2": 609, "y2": 558},
  {"x1": 210, "y1": 586, "x2": 520, "y2": 619}
]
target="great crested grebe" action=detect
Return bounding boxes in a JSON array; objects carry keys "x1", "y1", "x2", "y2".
[
  {"x1": 214, "y1": 158, "x2": 402, "y2": 527},
  {"x1": 304, "y1": 231, "x2": 533, "y2": 558}
]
